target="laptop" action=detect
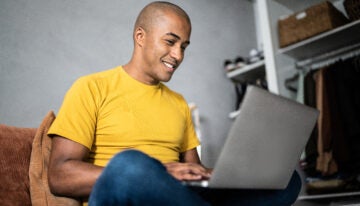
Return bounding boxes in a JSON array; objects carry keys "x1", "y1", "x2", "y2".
[{"x1": 185, "y1": 85, "x2": 319, "y2": 189}]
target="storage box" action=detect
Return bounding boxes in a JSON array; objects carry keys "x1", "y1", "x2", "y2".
[{"x1": 278, "y1": 1, "x2": 349, "y2": 48}]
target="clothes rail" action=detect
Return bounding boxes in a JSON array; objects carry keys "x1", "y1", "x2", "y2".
[{"x1": 295, "y1": 42, "x2": 360, "y2": 70}]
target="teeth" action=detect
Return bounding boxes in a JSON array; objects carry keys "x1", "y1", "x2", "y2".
[{"x1": 163, "y1": 62, "x2": 174, "y2": 68}]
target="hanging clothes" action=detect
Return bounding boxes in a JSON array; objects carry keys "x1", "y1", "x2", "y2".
[
  {"x1": 300, "y1": 55, "x2": 360, "y2": 195},
  {"x1": 314, "y1": 67, "x2": 340, "y2": 176},
  {"x1": 303, "y1": 69, "x2": 319, "y2": 177},
  {"x1": 330, "y1": 57, "x2": 360, "y2": 173}
]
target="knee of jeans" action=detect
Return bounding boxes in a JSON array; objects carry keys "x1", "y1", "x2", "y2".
[
  {"x1": 112, "y1": 150, "x2": 148, "y2": 163},
  {"x1": 108, "y1": 150, "x2": 164, "y2": 178}
]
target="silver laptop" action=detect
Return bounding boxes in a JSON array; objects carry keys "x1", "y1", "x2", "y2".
[{"x1": 186, "y1": 85, "x2": 319, "y2": 189}]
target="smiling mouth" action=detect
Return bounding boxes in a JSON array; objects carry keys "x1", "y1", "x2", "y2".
[{"x1": 162, "y1": 61, "x2": 177, "y2": 72}]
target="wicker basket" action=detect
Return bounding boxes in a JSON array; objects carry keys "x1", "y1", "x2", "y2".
[
  {"x1": 343, "y1": 0, "x2": 360, "y2": 21},
  {"x1": 278, "y1": 1, "x2": 349, "y2": 48}
]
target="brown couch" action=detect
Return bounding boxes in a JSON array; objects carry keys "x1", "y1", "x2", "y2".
[
  {"x1": 0, "y1": 124, "x2": 36, "y2": 205},
  {"x1": 0, "y1": 111, "x2": 80, "y2": 206}
]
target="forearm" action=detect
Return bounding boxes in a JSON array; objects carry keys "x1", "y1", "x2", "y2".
[
  {"x1": 49, "y1": 159, "x2": 103, "y2": 197},
  {"x1": 48, "y1": 136, "x2": 104, "y2": 198}
]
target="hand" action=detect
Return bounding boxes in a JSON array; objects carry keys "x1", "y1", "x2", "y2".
[{"x1": 164, "y1": 162, "x2": 212, "y2": 181}]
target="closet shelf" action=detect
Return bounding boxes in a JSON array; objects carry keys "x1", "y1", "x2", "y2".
[
  {"x1": 278, "y1": 19, "x2": 360, "y2": 61},
  {"x1": 274, "y1": 0, "x2": 339, "y2": 12},
  {"x1": 298, "y1": 191, "x2": 360, "y2": 201},
  {"x1": 226, "y1": 60, "x2": 265, "y2": 82},
  {"x1": 296, "y1": 42, "x2": 360, "y2": 69}
]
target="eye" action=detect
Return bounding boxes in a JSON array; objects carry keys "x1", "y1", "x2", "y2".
[
  {"x1": 165, "y1": 39, "x2": 175, "y2": 45},
  {"x1": 181, "y1": 43, "x2": 189, "y2": 52}
]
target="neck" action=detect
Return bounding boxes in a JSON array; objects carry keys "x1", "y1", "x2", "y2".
[{"x1": 122, "y1": 60, "x2": 159, "y2": 85}]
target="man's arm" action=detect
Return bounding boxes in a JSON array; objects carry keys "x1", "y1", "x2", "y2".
[
  {"x1": 180, "y1": 147, "x2": 201, "y2": 164},
  {"x1": 48, "y1": 136, "x2": 103, "y2": 197}
]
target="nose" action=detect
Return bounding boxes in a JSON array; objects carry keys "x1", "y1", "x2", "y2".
[{"x1": 170, "y1": 46, "x2": 183, "y2": 62}]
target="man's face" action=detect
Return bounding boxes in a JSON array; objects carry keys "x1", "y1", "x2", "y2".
[{"x1": 141, "y1": 12, "x2": 191, "y2": 84}]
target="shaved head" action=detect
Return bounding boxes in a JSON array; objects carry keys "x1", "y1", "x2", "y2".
[
  {"x1": 124, "y1": 1, "x2": 192, "y2": 85},
  {"x1": 134, "y1": 1, "x2": 191, "y2": 33}
]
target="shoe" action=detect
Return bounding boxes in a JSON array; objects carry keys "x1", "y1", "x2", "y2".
[
  {"x1": 234, "y1": 56, "x2": 246, "y2": 69},
  {"x1": 224, "y1": 59, "x2": 236, "y2": 71}
]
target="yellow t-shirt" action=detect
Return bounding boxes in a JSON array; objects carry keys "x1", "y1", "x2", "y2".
[{"x1": 48, "y1": 66, "x2": 200, "y2": 166}]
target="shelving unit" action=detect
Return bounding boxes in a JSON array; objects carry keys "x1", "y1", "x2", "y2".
[
  {"x1": 278, "y1": 19, "x2": 360, "y2": 61},
  {"x1": 226, "y1": 60, "x2": 265, "y2": 119},
  {"x1": 255, "y1": 0, "x2": 360, "y2": 204},
  {"x1": 256, "y1": 0, "x2": 360, "y2": 97},
  {"x1": 226, "y1": 60, "x2": 265, "y2": 82},
  {"x1": 228, "y1": 2, "x2": 360, "y2": 202}
]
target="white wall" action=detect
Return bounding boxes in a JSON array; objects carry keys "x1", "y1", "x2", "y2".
[{"x1": 0, "y1": 0, "x2": 257, "y2": 167}]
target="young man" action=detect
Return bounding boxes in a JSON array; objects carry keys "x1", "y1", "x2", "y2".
[{"x1": 48, "y1": 2, "x2": 301, "y2": 205}]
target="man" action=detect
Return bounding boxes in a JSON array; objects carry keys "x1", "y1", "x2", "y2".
[{"x1": 48, "y1": 1, "x2": 301, "y2": 205}]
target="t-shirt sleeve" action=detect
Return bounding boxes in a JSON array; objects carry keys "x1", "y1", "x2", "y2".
[
  {"x1": 48, "y1": 77, "x2": 100, "y2": 150},
  {"x1": 180, "y1": 103, "x2": 201, "y2": 152}
]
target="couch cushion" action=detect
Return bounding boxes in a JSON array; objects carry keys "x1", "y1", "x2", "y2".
[
  {"x1": 0, "y1": 124, "x2": 36, "y2": 206},
  {"x1": 29, "y1": 111, "x2": 81, "y2": 206}
]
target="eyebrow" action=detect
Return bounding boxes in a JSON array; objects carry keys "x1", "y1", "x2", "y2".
[{"x1": 166, "y1": 32, "x2": 190, "y2": 45}]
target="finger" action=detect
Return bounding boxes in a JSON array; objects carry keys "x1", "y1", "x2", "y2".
[
  {"x1": 176, "y1": 166, "x2": 210, "y2": 180},
  {"x1": 173, "y1": 172, "x2": 203, "y2": 181},
  {"x1": 164, "y1": 162, "x2": 211, "y2": 180},
  {"x1": 185, "y1": 164, "x2": 211, "y2": 177}
]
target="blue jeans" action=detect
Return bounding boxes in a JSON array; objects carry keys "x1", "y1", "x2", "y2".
[{"x1": 89, "y1": 150, "x2": 301, "y2": 206}]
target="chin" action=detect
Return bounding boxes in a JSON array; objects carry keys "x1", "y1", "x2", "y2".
[
  {"x1": 161, "y1": 78, "x2": 172, "y2": 83},
  {"x1": 159, "y1": 74, "x2": 173, "y2": 83}
]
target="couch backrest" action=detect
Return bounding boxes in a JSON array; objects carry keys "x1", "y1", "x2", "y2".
[{"x1": 0, "y1": 124, "x2": 37, "y2": 206}]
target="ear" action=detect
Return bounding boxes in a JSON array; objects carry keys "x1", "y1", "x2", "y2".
[{"x1": 134, "y1": 27, "x2": 145, "y2": 47}]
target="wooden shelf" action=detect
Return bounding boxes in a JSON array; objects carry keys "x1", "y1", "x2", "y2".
[
  {"x1": 226, "y1": 60, "x2": 265, "y2": 82},
  {"x1": 278, "y1": 20, "x2": 360, "y2": 61}
]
